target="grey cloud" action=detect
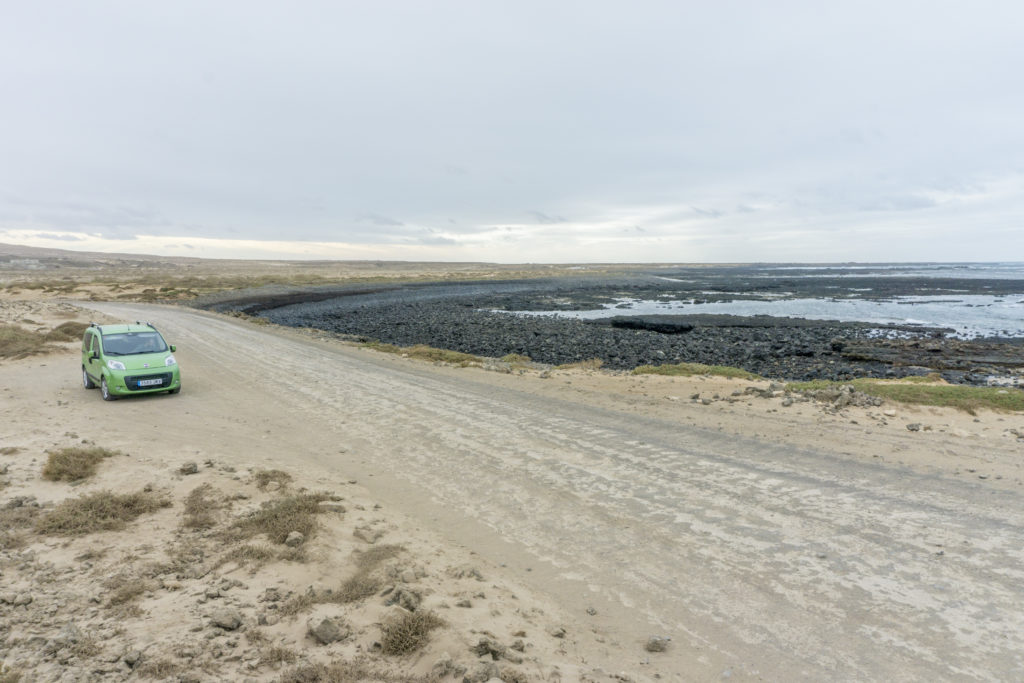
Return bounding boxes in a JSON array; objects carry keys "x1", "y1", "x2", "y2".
[
  {"x1": 691, "y1": 207, "x2": 724, "y2": 218},
  {"x1": 26, "y1": 231, "x2": 84, "y2": 241},
  {"x1": 529, "y1": 211, "x2": 568, "y2": 225},
  {"x1": 859, "y1": 195, "x2": 938, "y2": 212}
]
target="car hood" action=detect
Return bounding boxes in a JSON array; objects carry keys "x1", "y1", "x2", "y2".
[{"x1": 114, "y1": 353, "x2": 171, "y2": 371}]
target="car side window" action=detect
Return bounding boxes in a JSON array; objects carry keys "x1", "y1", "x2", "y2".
[{"x1": 82, "y1": 333, "x2": 90, "y2": 353}]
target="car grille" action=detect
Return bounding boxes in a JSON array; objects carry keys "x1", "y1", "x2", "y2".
[{"x1": 124, "y1": 372, "x2": 173, "y2": 391}]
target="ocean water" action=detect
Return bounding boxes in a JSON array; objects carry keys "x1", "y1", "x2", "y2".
[{"x1": 526, "y1": 263, "x2": 1024, "y2": 339}]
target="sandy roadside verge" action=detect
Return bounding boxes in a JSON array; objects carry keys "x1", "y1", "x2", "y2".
[
  {"x1": 0, "y1": 303, "x2": 607, "y2": 683},
  {"x1": 3, "y1": 298, "x2": 1024, "y2": 683}
]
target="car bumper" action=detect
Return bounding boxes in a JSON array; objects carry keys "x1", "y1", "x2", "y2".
[{"x1": 106, "y1": 368, "x2": 181, "y2": 395}]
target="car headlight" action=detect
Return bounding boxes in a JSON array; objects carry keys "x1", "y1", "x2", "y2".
[
  {"x1": 165, "y1": 355, "x2": 177, "y2": 366},
  {"x1": 107, "y1": 359, "x2": 126, "y2": 370}
]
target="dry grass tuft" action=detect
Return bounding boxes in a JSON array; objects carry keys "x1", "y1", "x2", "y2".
[
  {"x1": 229, "y1": 492, "x2": 332, "y2": 544},
  {"x1": 41, "y1": 446, "x2": 118, "y2": 482},
  {"x1": 0, "y1": 324, "x2": 48, "y2": 359},
  {"x1": 362, "y1": 341, "x2": 482, "y2": 366},
  {"x1": 35, "y1": 490, "x2": 171, "y2": 536},
  {"x1": 632, "y1": 362, "x2": 761, "y2": 380},
  {"x1": 500, "y1": 353, "x2": 532, "y2": 364},
  {"x1": 254, "y1": 468, "x2": 293, "y2": 490},
  {"x1": 0, "y1": 667, "x2": 22, "y2": 683},
  {"x1": 134, "y1": 658, "x2": 181, "y2": 679},
  {"x1": 182, "y1": 483, "x2": 222, "y2": 529},
  {"x1": 261, "y1": 645, "x2": 298, "y2": 666},
  {"x1": 279, "y1": 658, "x2": 420, "y2": 683},
  {"x1": 216, "y1": 543, "x2": 277, "y2": 570},
  {"x1": 556, "y1": 357, "x2": 604, "y2": 371},
  {"x1": 0, "y1": 446, "x2": 22, "y2": 455},
  {"x1": 43, "y1": 321, "x2": 90, "y2": 342},
  {"x1": 105, "y1": 574, "x2": 152, "y2": 607},
  {"x1": 0, "y1": 506, "x2": 42, "y2": 550},
  {"x1": 354, "y1": 543, "x2": 404, "y2": 569},
  {"x1": 337, "y1": 573, "x2": 383, "y2": 603},
  {"x1": 380, "y1": 610, "x2": 445, "y2": 655}
]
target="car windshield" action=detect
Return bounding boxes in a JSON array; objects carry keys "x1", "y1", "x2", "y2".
[{"x1": 102, "y1": 332, "x2": 167, "y2": 356}]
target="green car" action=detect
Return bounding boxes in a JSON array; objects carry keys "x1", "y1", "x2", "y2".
[{"x1": 82, "y1": 322, "x2": 181, "y2": 400}]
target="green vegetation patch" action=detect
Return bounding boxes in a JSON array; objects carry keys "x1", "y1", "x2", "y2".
[
  {"x1": 632, "y1": 362, "x2": 761, "y2": 380},
  {"x1": 786, "y1": 378, "x2": 1024, "y2": 413},
  {"x1": 35, "y1": 490, "x2": 171, "y2": 536},
  {"x1": 41, "y1": 446, "x2": 118, "y2": 482}
]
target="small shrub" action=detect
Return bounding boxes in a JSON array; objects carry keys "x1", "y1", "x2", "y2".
[
  {"x1": 0, "y1": 506, "x2": 40, "y2": 550},
  {"x1": 43, "y1": 321, "x2": 90, "y2": 342},
  {"x1": 0, "y1": 324, "x2": 46, "y2": 359},
  {"x1": 632, "y1": 362, "x2": 760, "y2": 380},
  {"x1": 261, "y1": 646, "x2": 298, "y2": 665},
  {"x1": 105, "y1": 574, "x2": 151, "y2": 607},
  {"x1": 337, "y1": 573, "x2": 382, "y2": 603},
  {"x1": 501, "y1": 353, "x2": 532, "y2": 364},
  {"x1": 254, "y1": 469, "x2": 293, "y2": 490},
  {"x1": 229, "y1": 492, "x2": 331, "y2": 544},
  {"x1": 134, "y1": 659, "x2": 181, "y2": 678},
  {"x1": 182, "y1": 483, "x2": 221, "y2": 529},
  {"x1": 216, "y1": 543, "x2": 276, "y2": 570},
  {"x1": 354, "y1": 543, "x2": 404, "y2": 569},
  {"x1": 35, "y1": 490, "x2": 171, "y2": 536},
  {"x1": 380, "y1": 610, "x2": 445, "y2": 655},
  {"x1": 41, "y1": 446, "x2": 118, "y2": 482}
]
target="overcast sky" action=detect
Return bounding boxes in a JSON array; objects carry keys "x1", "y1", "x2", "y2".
[{"x1": 1, "y1": 1, "x2": 1022, "y2": 262}]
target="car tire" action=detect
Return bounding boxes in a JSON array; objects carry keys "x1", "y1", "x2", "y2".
[
  {"x1": 101, "y1": 376, "x2": 117, "y2": 401},
  {"x1": 82, "y1": 366, "x2": 96, "y2": 389}
]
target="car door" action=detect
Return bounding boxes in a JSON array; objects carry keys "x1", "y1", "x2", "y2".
[{"x1": 84, "y1": 332, "x2": 102, "y2": 381}]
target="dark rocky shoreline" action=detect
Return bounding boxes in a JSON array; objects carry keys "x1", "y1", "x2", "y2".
[{"x1": 195, "y1": 267, "x2": 1024, "y2": 385}]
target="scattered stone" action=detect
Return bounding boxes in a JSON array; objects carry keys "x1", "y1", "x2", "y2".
[
  {"x1": 586, "y1": 607, "x2": 597, "y2": 616},
  {"x1": 123, "y1": 650, "x2": 143, "y2": 668},
  {"x1": 12, "y1": 592, "x2": 33, "y2": 606},
  {"x1": 284, "y1": 531, "x2": 305, "y2": 547},
  {"x1": 210, "y1": 609, "x2": 243, "y2": 631},
  {"x1": 549, "y1": 626, "x2": 567, "y2": 638},
  {"x1": 906, "y1": 423, "x2": 922, "y2": 432},
  {"x1": 455, "y1": 599, "x2": 473, "y2": 608},
  {"x1": 317, "y1": 501, "x2": 346, "y2": 513},
  {"x1": 179, "y1": 461, "x2": 199, "y2": 475},
  {"x1": 308, "y1": 616, "x2": 350, "y2": 645},
  {"x1": 781, "y1": 397, "x2": 794, "y2": 407},
  {"x1": 384, "y1": 587, "x2": 421, "y2": 611},
  {"x1": 645, "y1": 636, "x2": 670, "y2": 652}
]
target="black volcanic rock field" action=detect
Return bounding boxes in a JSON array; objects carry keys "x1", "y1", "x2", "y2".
[{"x1": 198, "y1": 265, "x2": 1024, "y2": 384}]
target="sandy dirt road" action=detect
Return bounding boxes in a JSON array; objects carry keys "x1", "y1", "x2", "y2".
[{"x1": 69, "y1": 302, "x2": 1024, "y2": 681}]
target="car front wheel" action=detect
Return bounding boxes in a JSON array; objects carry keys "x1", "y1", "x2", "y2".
[
  {"x1": 82, "y1": 366, "x2": 96, "y2": 389},
  {"x1": 101, "y1": 376, "x2": 117, "y2": 401}
]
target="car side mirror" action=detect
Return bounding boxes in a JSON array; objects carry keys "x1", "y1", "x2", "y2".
[
  {"x1": 169, "y1": 345, "x2": 176, "y2": 352},
  {"x1": 91, "y1": 353, "x2": 99, "y2": 360}
]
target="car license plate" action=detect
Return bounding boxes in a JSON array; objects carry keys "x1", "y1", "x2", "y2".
[{"x1": 138, "y1": 378, "x2": 163, "y2": 387}]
